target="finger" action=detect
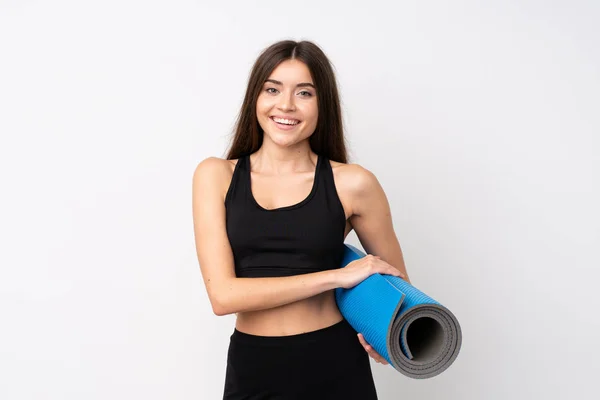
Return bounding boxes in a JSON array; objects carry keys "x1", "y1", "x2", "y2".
[
  {"x1": 357, "y1": 333, "x2": 367, "y2": 347},
  {"x1": 377, "y1": 263, "x2": 404, "y2": 278},
  {"x1": 359, "y1": 334, "x2": 388, "y2": 364},
  {"x1": 385, "y1": 265, "x2": 405, "y2": 279},
  {"x1": 395, "y1": 270, "x2": 406, "y2": 279},
  {"x1": 373, "y1": 259, "x2": 395, "y2": 271},
  {"x1": 357, "y1": 333, "x2": 369, "y2": 349},
  {"x1": 365, "y1": 344, "x2": 389, "y2": 365},
  {"x1": 360, "y1": 335, "x2": 379, "y2": 359},
  {"x1": 359, "y1": 335, "x2": 381, "y2": 357},
  {"x1": 369, "y1": 350, "x2": 388, "y2": 364}
]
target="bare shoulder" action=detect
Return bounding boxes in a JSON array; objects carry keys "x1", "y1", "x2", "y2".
[
  {"x1": 329, "y1": 160, "x2": 384, "y2": 219},
  {"x1": 192, "y1": 156, "x2": 240, "y2": 201},
  {"x1": 193, "y1": 156, "x2": 238, "y2": 176},
  {"x1": 329, "y1": 160, "x2": 380, "y2": 196}
]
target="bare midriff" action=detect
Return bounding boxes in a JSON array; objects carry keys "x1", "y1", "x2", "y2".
[{"x1": 234, "y1": 290, "x2": 343, "y2": 336}]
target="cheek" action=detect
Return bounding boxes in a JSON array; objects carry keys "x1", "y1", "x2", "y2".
[
  {"x1": 256, "y1": 96, "x2": 272, "y2": 115},
  {"x1": 306, "y1": 104, "x2": 319, "y2": 125},
  {"x1": 256, "y1": 104, "x2": 265, "y2": 117},
  {"x1": 297, "y1": 99, "x2": 317, "y2": 117}
]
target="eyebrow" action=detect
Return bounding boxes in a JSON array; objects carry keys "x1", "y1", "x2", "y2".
[{"x1": 265, "y1": 79, "x2": 315, "y2": 89}]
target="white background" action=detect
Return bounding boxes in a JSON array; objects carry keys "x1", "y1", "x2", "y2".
[{"x1": 1, "y1": 0, "x2": 599, "y2": 399}]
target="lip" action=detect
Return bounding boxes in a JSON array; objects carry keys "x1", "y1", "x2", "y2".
[
  {"x1": 270, "y1": 116, "x2": 301, "y2": 130},
  {"x1": 270, "y1": 115, "x2": 301, "y2": 123}
]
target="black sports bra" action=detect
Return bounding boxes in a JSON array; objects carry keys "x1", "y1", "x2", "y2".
[{"x1": 225, "y1": 153, "x2": 346, "y2": 278}]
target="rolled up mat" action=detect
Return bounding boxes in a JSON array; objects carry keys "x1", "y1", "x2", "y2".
[{"x1": 335, "y1": 244, "x2": 462, "y2": 379}]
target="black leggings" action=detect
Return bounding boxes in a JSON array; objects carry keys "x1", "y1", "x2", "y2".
[{"x1": 223, "y1": 318, "x2": 378, "y2": 400}]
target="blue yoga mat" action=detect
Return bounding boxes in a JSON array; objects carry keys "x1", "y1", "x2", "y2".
[{"x1": 335, "y1": 244, "x2": 462, "y2": 379}]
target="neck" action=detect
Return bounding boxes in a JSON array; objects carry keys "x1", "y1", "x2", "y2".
[{"x1": 251, "y1": 142, "x2": 316, "y2": 175}]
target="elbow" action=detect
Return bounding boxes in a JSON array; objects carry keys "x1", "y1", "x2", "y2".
[
  {"x1": 210, "y1": 294, "x2": 234, "y2": 316},
  {"x1": 207, "y1": 279, "x2": 242, "y2": 316},
  {"x1": 205, "y1": 282, "x2": 231, "y2": 316},
  {"x1": 212, "y1": 304, "x2": 229, "y2": 316}
]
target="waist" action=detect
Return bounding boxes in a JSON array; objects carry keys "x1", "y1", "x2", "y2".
[
  {"x1": 234, "y1": 291, "x2": 342, "y2": 336},
  {"x1": 231, "y1": 318, "x2": 353, "y2": 347}
]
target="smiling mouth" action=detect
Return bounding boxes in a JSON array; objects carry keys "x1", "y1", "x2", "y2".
[{"x1": 270, "y1": 116, "x2": 301, "y2": 126}]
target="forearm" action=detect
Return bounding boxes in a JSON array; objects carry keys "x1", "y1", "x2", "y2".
[{"x1": 212, "y1": 269, "x2": 339, "y2": 315}]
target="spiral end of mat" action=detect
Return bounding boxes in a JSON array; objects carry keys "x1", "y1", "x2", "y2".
[{"x1": 389, "y1": 303, "x2": 462, "y2": 379}]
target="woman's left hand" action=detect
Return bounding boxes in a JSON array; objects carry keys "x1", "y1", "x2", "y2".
[{"x1": 357, "y1": 333, "x2": 388, "y2": 365}]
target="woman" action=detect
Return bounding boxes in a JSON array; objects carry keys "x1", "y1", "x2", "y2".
[{"x1": 192, "y1": 40, "x2": 410, "y2": 399}]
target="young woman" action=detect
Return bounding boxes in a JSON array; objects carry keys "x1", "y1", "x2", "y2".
[{"x1": 192, "y1": 40, "x2": 410, "y2": 399}]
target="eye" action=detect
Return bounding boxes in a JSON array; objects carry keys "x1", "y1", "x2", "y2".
[
  {"x1": 298, "y1": 90, "x2": 313, "y2": 97},
  {"x1": 265, "y1": 87, "x2": 279, "y2": 94}
]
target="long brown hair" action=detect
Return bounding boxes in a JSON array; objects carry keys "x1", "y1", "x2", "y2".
[{"x1": 225, "y1": 40, "x2": 348, "y2": 163}]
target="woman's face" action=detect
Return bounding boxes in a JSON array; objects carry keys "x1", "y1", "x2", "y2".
[{"x1": 256, "y1": 59, "x2": 318, "y2": 148}]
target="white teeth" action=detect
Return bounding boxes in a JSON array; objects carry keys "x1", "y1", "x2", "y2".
[{"x1": 272, "y1": 117, "x2": 299, "y2": 125}]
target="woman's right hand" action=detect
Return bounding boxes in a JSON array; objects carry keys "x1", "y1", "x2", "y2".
[{"x1": 335, "y1": 255, "x2": 406, "y2": 289}]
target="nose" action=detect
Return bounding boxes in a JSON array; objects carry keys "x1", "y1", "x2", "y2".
[{"x1": 277, "y1": 92, "x2": 296, "y2": 112}]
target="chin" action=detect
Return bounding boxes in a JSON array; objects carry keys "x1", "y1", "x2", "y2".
[
  {"x1": 264, "y1": 132, "x2": 302, "y2": 147},
  {"x1": 268, "y1": 137, "x2": 297, "y2": 147}
]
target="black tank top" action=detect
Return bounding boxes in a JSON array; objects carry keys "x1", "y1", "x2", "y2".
[{"x1": 225, "y1": 153, "x2": 347, "y2": 278}]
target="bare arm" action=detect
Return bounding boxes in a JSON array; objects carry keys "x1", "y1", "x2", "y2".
[
  {"x1": 344, "y1": 164, "x2": 411, "y2": 284},
  {"x1": 192, "y1": 157, "x2": 340, "y2": 316}
]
